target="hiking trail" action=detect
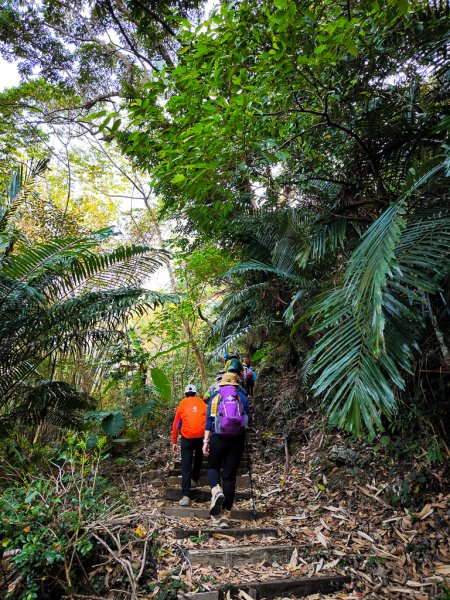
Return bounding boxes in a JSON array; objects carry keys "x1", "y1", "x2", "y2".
[{"x1": 121, "y1": 433, "x2": 350, "y2": 599}]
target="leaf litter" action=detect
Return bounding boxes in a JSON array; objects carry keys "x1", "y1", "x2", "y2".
[{"x1": 113, "y1": 417, "x2": 449, "y2": 599}]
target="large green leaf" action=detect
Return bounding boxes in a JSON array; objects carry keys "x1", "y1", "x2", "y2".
[
  {"x1": 84, "y1": 410, "x2": 126, "y2": 436},
  {"x1": 150, "y1": 367, "x2": 171, "y2": 401},
  {"x1": 148, "y1": 341, "x2": 191, "y2": 362},
  {"x1": 101, "y1": 411, "x2": 126, "y2": 436},
  {"x1": 131, "y1": 401, "x2": 155, "y2": 418}
]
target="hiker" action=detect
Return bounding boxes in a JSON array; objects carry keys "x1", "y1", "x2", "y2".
[
  {"x1": 203, "y1": 370, "x2": 224, "y2": 403},
  {"x1": 202, "y1": 372, "x2": 252, "y2": 529},
  {"x1": 225, "y1": 349, "x2": 243, "y2": 376},
  {"x1": 243, "y1": 364, "x2": 256, "y2": 397},
  {"x1": 171, "y1": 384, "x2": 207, "y2": 507}
]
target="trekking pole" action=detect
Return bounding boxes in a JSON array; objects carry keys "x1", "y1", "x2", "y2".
[{"x1": 245, "y1": 437, "x2": 258, "y2": 518}]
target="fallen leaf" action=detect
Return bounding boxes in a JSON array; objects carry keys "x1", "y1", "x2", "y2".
[
  {"x1": 316, "y1": 531, "x2": 328, "y2": 548},
  {"x1": 357, "y1": 530, "x2": 375, "y2": 543},
  {"x1": 287, "y1": 548, "x2": 298, "y2": 569},
  {"x1": 134, "y1": 524, "x2": 148, "y2": 538},
  {"x1": 237, "y1": 590, "x2": 254, "y2": 600},
  {"x1": 435, "y1": 564, "x2": 450, "y2": 575}
]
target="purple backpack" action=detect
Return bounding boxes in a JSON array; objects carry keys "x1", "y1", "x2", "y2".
[{"x1": 214, "y1": 386, "x2": 248, "y2": 436}]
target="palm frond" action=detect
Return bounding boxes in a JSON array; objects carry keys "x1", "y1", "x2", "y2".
[
  {"x1": 0, "y1": 166, "x2": 177, "y2": 428},
  {"x1": 0, "y1": 380, "x2": 95, "y2": 433},
  {"x1": 0, "y1": 159, "x2": 49, "y2": 233},
  {"x1": 307, "y1": 161, "x2": 450, "y2": 434}
]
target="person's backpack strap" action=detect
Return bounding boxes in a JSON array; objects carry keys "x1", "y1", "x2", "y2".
[{"x1": 210, "y1": 392, "x2": 220, "y2": 417}]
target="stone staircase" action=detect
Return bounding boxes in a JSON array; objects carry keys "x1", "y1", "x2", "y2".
[{"x1": 158, "y1": 451, "x2": 350, "y2": 599}]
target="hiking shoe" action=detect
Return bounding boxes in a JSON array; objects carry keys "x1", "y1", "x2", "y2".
[
  {"x1": 179, "y1": 496, "x2": 190, "y2": 507},
  {"x1": 219, "y1": 510, "x2": 231, "y2": 529},
  {"x1": 209, "y1": 485, "x2": 225, "y2": 516},
  {"x1": 191, "y1": 479, "x2": 199, "y2": 489}
]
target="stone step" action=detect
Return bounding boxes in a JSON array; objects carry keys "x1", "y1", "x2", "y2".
[
  {"x1": 168, "y1": 467, "x2": 249, "y2": 477},
  {"x1": 177, "y1": 575, "x2": 350, "y2": 599},
  {"x1": 187, "y1": 544, "x2": 296, "y2": 567},
  {"x1": 164, "y1": 488, "x2": 253, "y2": 502},
  {"x1": 167, "y1": 475, "x2": 250, "y2": 487},
  {"x1": 164, "y1": 507, "x2": 264, "y2": 520},
  {"x1": 174, "y1": 527, "x2": 279, "y2": 539}
]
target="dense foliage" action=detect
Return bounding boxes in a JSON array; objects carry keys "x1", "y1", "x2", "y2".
[
  {"x1": 0, "y1": 0, "x2": 448, "y2": 435},
  {"x1": 0, "y1": 161, "x2": 176, "y2": 433},
  {"x1": 0, "y1": 0, "x2": 448, "y2": 596},
  {"x1": 123, "y1": 0, "x2": 450, "y2": 434}
]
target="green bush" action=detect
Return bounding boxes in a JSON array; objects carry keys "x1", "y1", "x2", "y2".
[{"x1": 0, "y1": 434, "x2": 112, "y2": 599}]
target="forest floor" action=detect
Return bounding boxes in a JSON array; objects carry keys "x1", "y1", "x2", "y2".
[{"x1": 110, "y1": 405, "x2": 450, "y2": 600}]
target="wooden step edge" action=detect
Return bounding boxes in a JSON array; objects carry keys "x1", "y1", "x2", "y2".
[
  {"x1": 164, "y1": 489, "x2": 253, "y2": 501},
  {"x1": 174, "y1": 527, "x2": 279, "y2": 539},
  {"x1": 173, "y1": 461, "x2": 249, "y2": 467},
  {"x1": 177, "y1": 574, "x2": 350, "y2": 599},
  {"x1": 169, "y1": 469, "x2": 249, "y2": 476},
  {"x1": 167, "y1": 475, "x2": 250, "y2": 486},
  {"x1": 164, "y1": 507, "x2": 267, "y2": 520},
  {"x1": 227, "y1": 574, "x2": 351, "y2": 598}
]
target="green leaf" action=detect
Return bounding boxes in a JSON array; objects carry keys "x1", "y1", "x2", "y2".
[
  {"x1": 151, "y1": 367, "x2": 171, "y2": 401},
  {"x1": 131, "y1": 401, "x2": 154, "y2": 418},
  {"x1": 172, "y1": 173, "x2": 186, "y2": 184},
  {"x1": 148, "y1": 341, "x2": 191, "y2": 362},
  {"x1": 101, "y1": 411, "x2": 125, "y2": 436},
  {"x1": 251, "y1": 348, "x2": 265, "y2": 362},
  {"x1": 397, "y1": 0, "x2": 408, "y2": 14}
]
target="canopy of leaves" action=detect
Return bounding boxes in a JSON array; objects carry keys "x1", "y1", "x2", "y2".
[
  {"x1": 124, "y1": 0, "x2": 449, "y2": 233},
  {"x1": 122, "y1": 0, "x2": 450, "y2": 434}
]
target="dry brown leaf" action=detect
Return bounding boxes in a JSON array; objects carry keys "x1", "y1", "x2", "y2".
[
  {"x1": 435, "y1": 564, "x2": 450, "y2": 575},
  {"x1": 357, "y1": 530, "x2": 375, "y2": 543},
  {"x1": 211, "y1": 533, "x2": 235, "y2": 542},
  {"x1": 316, "y1": 531, "x2": 328, "y2": 548},
  {"x1": 406, "y1": 581, "x2": 433, "y2": 588},
  {"x1": 287, "y1": 547, "x2": 298, "y2": 568},
  {"x1": 237, "y1": 591, "x2": 255, "y2": 600},
  {"x1": 416, "y1": 503, "x2": 432, "y2": 519}
]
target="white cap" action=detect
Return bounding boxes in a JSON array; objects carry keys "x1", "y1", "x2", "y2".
[{"x1": 184, "y1": 384, "x2": 197, "y2": 394}]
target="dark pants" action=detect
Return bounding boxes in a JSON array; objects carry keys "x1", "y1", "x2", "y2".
[
  {"x1": 244, "y1": 381, "x2": 254, "y2": 396},
  {"x1": 180, "y1": 436, "x2": 203, "y2": 497},
  {"x1": 207, "y1": 434, "x2": 245, "y2": 510}
]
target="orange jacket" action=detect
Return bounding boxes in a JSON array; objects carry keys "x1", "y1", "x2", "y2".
[{"x1": 171, "y1": 396, "x2": 207, "y2": 443}]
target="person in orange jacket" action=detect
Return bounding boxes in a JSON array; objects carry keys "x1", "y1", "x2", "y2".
[{"x1": 171, "y1": 384, "x2": 207, "y2": 506}]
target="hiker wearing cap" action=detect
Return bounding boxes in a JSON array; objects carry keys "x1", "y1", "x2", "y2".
[
  {"x1": 203, "y1": 370, "x2": 224, "y2": 403},
  {"x1": 225, "y1": 349, "x2": 243, "y2": 376},
  {"x1": 202, "y1": 372, "x2": 252, "y2": 529},
  {"x1": 171, "y1": 384, "x2": 207, "y2": 507}
]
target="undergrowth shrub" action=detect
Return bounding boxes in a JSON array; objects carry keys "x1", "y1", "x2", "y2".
[{"x1": 0, "y1": 434, "x2": 117, "y2": 599}]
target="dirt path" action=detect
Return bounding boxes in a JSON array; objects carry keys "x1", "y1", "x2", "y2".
[{"x1": 119, "y1": 425, "x2": 449, "y2": 599}]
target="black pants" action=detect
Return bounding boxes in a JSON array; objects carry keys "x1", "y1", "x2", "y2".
[
  {"x1": 207, "y1": 434, "x2": 245, "y2": 510},
  {"x1": 180, "y1": 436, "x2": 203, "y2": 497},
  {"x1": 244, "y1": 381, "x2": 254, "y2": 396}
]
